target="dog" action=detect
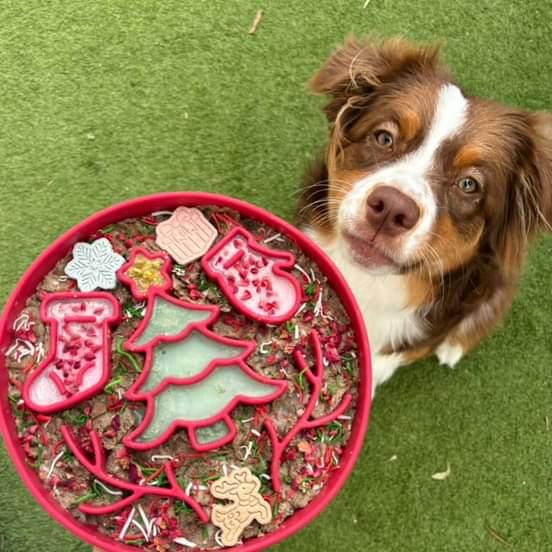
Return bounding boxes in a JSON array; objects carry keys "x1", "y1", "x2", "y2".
[{"x1": 297, "y1": 37, "x2": 552, "y2": 390}]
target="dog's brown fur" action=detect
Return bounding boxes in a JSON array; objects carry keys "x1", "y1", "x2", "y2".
[{"x1": 298, "y1": 37, "x2": 552, "y2": 361}]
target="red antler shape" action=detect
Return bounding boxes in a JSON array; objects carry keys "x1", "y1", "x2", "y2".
[
  {"x1": 60, "y1": 426, "x2": 209, "y2": 522},
  {"x1": 263, "y1": 331, "x2": 353, "y2": 493}
]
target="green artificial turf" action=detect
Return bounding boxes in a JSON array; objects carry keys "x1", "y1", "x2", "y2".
[{"x1": 1, "y1": 1, "x2": 552, "y2": 551}]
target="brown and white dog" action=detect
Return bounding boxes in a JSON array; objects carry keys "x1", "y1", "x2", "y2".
[{"x1": 298, "y1": 37, "x2": 552, "y2": 391}]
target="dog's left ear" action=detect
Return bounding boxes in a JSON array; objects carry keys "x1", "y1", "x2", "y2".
[
  {"x1": 524, "y1": 112, "x2": 552, "y2": 232},
  {"x1": 309, "y1": 36, "x2": 446, "y2": 123}
]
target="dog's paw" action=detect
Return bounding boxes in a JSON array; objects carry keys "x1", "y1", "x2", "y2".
[{"x1": 435, "y1": 341, "x2": 463, "y2": 368}]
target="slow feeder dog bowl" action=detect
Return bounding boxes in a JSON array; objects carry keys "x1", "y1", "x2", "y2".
[{"x1": 0, "y1": 193, "x2": 371, "y2": 551}]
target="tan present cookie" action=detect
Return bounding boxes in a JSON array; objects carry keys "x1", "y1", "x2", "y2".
[
  {"x1": 211, "y1": 467, "x2": 272, "y2": 546},
  {"x1": 155, "y1": 207, "x2": 217, "y2": 264}
]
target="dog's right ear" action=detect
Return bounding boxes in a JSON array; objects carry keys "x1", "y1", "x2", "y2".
[{"x1": 310, "y1": 36, "x2": 445, "y2": 122}]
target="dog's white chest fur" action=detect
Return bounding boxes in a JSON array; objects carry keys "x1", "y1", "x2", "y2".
[{"x1": 304, "y1": 228, "x2": 427, "y2": 389}]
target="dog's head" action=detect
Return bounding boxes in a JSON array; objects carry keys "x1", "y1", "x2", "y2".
[{"x1": 307, "y1": 37, "x2": 552, "y2": 278}]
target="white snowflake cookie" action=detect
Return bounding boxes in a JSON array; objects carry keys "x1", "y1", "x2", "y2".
[{"x1": 64, "y1": 238, "x2": 125, "y2": 292}]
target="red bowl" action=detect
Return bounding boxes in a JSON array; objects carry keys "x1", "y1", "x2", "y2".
[{"x1": 0, "y1": 192, "x2": 372, "y2": 551}]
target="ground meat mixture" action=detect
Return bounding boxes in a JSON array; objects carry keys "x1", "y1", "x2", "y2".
[{"x1": 5, "y1": 207, "x2": 361, "y2": 550}]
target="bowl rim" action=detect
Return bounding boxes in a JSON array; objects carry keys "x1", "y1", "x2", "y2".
[{"x1": 0, "y1": 192, "x2": 372, "y2": 551}]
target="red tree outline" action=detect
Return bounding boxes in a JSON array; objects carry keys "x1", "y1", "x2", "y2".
[
  {"x1": 61, "y1": 426, "x2": 209, "y2": 522},
  {"x1": 263, "y1": 331, "x2": 353, "y2": 493}
]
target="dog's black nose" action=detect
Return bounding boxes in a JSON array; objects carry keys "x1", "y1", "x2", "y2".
[{"x1": 366, "y1": 186, "x2": 420, "y2": 237}]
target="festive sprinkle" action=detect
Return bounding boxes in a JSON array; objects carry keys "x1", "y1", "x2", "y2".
[
  {"x1": 214, "y1": 530, "x2": 225, "y2": 547},
  {"x1": 151, "y1": 211, "x2": 174, "y2": 217},
  {"x1": 151, "y1": 454, "x2": 174, "y2": 462},
  {"x1": 93, "y1": 479, "x2": 123, "y2": 496},
  {"x1": 251, "y1": 429, "x2": 261, "y2": 437},
  {"x1": 263, "y1": 233, "x2": 284, "y2": 244},
  {"x1": 259, "y1": 341, "x2": 272, "y2": 354},
  {"x1": 131, "y1": 519, "x2": 149, "y2": 541},
  {"x1": 13, "y1": 313, "x2": 33, "y2": 332},
  {"x1": 240, "y1": 441, "x2": 254, "y2": 461},
  {"x1": 119, "y1": 507, "x2": 136, "y2": 541},
  {"x1": 173, "y1": 536, "x2": 198, "y2": 548},
  {"x1": 294, "y1": 263, "x2": 312, "y2": 283},
  {"x1": 46, "y1": 450, "x2": 65, "y2": 480}
]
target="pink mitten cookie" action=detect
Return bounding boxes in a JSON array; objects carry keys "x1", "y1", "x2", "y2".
[{"x1": 202, "y1": 227, "x2": 301, "y2": 324}]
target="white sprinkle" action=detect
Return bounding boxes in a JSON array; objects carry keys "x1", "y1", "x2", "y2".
[
  {"x1": 296, "y1": 303, "x2": 307, "y2": 316},
  {"x1": 280, "y1": 368, "x2": 289, "y2": 378},
  {"x1": 214, "y1": 530, "x2": 225, "y2": 547},
  {"x1": 46, "y1": 451, "x2": 66, "y2": 480},
  {"x1": 263, "y1": 233, "x2": 284, "y2": 244},
  {"x1": 58, "y1": 275, "x2": 68, "y2": 282},
  {"x1": 5, "y1": 343, "x2": 18, "y2": 357},
  {"x1": 322, "y1": 357, "x2": 329, "y2": 367},
  {"x1": 363, "y1": 0, "x2": 371, "y2": 7},
  {"x1": 174, "y1": 536, "x2": 198, "y2": 548},
  {"x1": 306, "y1": 464, "x2": 314, "y2": 475},
  {"x1": 17, "y1": 399, "x2": 24, "y2": 407},
  {"x1": 230, "y1": 464, "x2": 241, "y2": 472},
  {"x1": 294, "y1": 263, "x2": 312, "y2": 283},
  {"x1": 151, "y1": 454, "x2": 174, "y2": 462},
  {"x1": 332, "y1": 452, "x2": 339, "y2": 465},
  {"x1": 185, "y1": 482, "x2": 193, "y2": 496},
  {"x1": 294, "y1": 324, "x2": 300, "y2": 341},
  {"x1": 153, "y1": 524, "x2": 158, "y2": 537},
  {"x1": 13, "y1": 313, "x2": 31, "y2": 332},
  {"x1": 116, "y1": 389, "x2": 123, "y2": 400},
  {"x1": 337, "y1": 415, "x2": 352, "y2": 421},
  {"x1": 151, "y1": 210, "x2": 174, "y2": 217},
  {"x1": 240, "y1": 417, "x2": 255, "y2": 424},
  {"x1": 36, "y1": 342, "x2": 46, "y2": 363},
  {"x1": 93, "y1": 479, "x2": 123, "y2": 496},
  {"x1": 240, "y1": 441, "x2": 254, "y2": 461},
  {"x1": 131, "y1": 519, "x2": 149, "y2": 541},
  {"x1": 259, "y1": 341, "x2": 272, "y2": 354},
  {"x1": 118, "y1": 507, "x2": 136, "y2": 541},
  {"x1": 137, "y1": 504, "x2": 151, "y2": 535},
  {"x1": 146, "y1": 517, "x2": 157, "y2": 540},
  {"x1": 197, "y1": 485, "x2": 209, "y2": 492},
  {"x1": 309, "y1": 269, "x2": 316, "y2": 282},
  {"x1": 251, "y1": 429, "x2": 261, "y2": 437},
  {"x1": 388, "y1": 455, "x2": 398, "y2": 462},
  {"x1": 259, "y1": 474, "x2": 271, "y2": 480},
  {"x1": 222, "y1": 464, "x2": 228, "y2": 477}
]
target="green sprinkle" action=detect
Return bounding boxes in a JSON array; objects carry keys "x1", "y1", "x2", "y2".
[
  {"x1": 116, "y1": 336, "x2": 142, "y2": 373},
  {"x1": 104, "y1": 377, "x2": 123, "y2": 394},
  {"x1": 297, "y1": 370, "x2": 306, "y2": 391},
  {"x1": 305, "y1": 282, "x2": 317, "y2": 296},
  {"x1": 62, "y1": 410, "x2": 88, "y2": 426},
  {"x1": 100, "y1": 224, "x2": 117, "y2": 234}
]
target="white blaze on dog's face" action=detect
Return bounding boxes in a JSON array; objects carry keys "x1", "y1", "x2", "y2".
[
  {"x1": 304, "y1": 38, "x2": 552, "y2": 284},
  {"x1": 338, "y1": 84, "x2": 469, "y2": 271}
]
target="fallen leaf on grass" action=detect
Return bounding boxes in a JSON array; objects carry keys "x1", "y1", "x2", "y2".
[{"x1": 431, "y1": 463, "x2": 451, "y2": 481}]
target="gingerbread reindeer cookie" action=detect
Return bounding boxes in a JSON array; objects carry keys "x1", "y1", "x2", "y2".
[{"x1": 211, "y1": 467, "x2": 272, "y2": 546}]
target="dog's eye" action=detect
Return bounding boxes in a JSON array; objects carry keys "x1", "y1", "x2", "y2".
[
  {"x1": 375, "y1": 130, "x2": 394, "y2": 149},
  {"x1": 457, "y1": 177, "x2": 479, "y2": 194}
]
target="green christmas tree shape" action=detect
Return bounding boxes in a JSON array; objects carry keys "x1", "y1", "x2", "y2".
[{"x1": 123, "y1": 295, "x2": 287, "y2": 451}]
